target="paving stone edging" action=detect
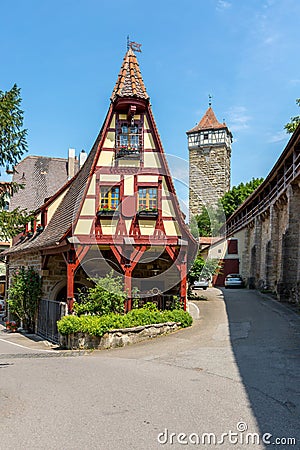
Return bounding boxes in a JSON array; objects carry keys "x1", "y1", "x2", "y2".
[{"x1": 61, "y1": 321, "x2": 181, "y2": 350}]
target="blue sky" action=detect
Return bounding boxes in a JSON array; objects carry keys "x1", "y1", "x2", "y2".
[{"x1": 1, "y1": 0, "x2": 299, "y2": 187}]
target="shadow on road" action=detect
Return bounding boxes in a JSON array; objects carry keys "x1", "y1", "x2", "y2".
[{"x1": 222, "y1": 288, "x2": 300, "y2": 448}]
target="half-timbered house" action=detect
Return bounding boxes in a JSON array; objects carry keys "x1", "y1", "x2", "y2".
[{"x1": 3, "y1": 48, "x2": 197, "y2": 340}]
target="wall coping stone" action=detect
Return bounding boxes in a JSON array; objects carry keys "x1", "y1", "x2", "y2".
[{"x1": 61, "y1": 321, "x2": 181, "y2": 350}]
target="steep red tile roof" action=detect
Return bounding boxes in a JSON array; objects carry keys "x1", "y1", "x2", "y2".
[
  {"x1": 187, "y1": 107, "x2": 227, "y2": 133},
  {"x1": 111, "y1": 49, "x2": 149, "y2": 101}
]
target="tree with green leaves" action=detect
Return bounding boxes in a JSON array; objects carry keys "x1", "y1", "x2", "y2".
[
  {"x1": 0, "y1": 84, "x2": 27, "y2": 171},
  {"x1": 187, "y1": 256, "x2": 221, "y2": 294},
  {"x1": 7, "y1": 267, "x2": 42, "y2": 332},
  {"x1": 220, "y1": 178, "x2": 264, "y2": 219},
  {"x1": 284, "y1": 99, "x2": 300, "y2": 134},
  {"x1": 191, "y1": 204, "x2": 225, "y2": 237},
  {"x1": 0, "y1": 207, "x2": 35, "y2": 241},
  {"x1": 0, "y1": 84, "x2": 32, "y2": 238}
]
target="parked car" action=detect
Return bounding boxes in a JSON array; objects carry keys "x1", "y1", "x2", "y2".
[
  {"x1": 224, "y1": 274, "x2": 244, "y2": 288},
  {"x1": 192, "y1": 278, "x2": 209, "y2": 290},
  {"x1": 0, "y1": 297, "x2": 5, "y2": 315}
]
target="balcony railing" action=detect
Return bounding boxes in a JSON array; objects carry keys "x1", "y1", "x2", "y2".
[{"x1": 115, "y1": 146, "x2": 141, "y2": 159}]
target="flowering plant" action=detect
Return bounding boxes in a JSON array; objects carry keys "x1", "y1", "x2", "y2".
[{"x1": 5, "y1": 321, "x2": 18, "y2": 332}]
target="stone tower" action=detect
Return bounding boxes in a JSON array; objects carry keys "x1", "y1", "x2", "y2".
[{"x1": 187, "y1": 106, "x2": 232, "y2": 216}]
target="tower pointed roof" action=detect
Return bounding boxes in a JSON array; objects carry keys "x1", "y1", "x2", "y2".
[
  {"x1": 111, "y1": 48, "x2": 149, "y2": 102},
  {"x1": 187, "y1": 106, "x2": 228, "y2": 133}
]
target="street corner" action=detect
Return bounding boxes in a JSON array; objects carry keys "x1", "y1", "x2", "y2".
[
  {"x1": 0, "y1": 321, "x2": 59, "y2": 353},
  {"x1": 187, "y1": 301, "x2": 200, "y2": 320}
]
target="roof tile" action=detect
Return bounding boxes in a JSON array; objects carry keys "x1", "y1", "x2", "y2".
[
  {"x1": 187, "y1": 107, "x2": 227, "y2": 133},
  {"x1": 111, "y1": 49, "x2": 149, "y2": 101}
]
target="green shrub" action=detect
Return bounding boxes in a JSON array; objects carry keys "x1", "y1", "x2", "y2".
[
  {"x1": 7, "y1": 267, "x2": 42, "y2": 332},
  {"x1": 73, "y1": 270, "x2": 127, "y2": 316},
  {"x1": 57, "y1": 307, "x2": 193, "y2": 337}
]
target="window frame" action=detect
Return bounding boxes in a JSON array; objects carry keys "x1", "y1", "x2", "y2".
[
  {"x1": 137, "y1": 186, "x2": 158, "y2": 212},
  {"x1": 98, "y1": 185, "x2": 120, "y2": 212}
]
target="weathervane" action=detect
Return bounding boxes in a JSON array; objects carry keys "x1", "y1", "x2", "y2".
[
  {"x1": 127, "y1": 35, "x2": 142, "y2": 52},
  {"x1": 208, "y1": 94, "x2": 212, "y2": 107}
]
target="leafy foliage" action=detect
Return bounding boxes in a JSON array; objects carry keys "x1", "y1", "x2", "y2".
[
  {"x1": 0, "y1": 207, "x2": 34, "y2": 240},
  {"x1": 57, "y1": 304, "x2": 193, "y2": 337},
  {"x1": 0, "y1": 84, "x2": 27, "y2": 173},
  {"x1": 187, "y1": 256, "x2": 221, "y2": 289},
  {"x1": 220, "y1": 178, "x2": 264, "y2": 219},
  {"x1": 73, "y1": 270, "x2": 128, "y2": 316},
  {"x1": 7, "y1": 267, "x2": 42, "y2": 332},
  {"x1": 192, "y1": 204, "x2": 225, "y2": 237},
  {"x1": 284, "y1": 99, "x2": 300, "y2": 134}
]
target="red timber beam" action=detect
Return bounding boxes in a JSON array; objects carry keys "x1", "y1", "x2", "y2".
[
  {"x1": 110, "y1": 244, "x2": 148, "y2": 312},
  {"x1": 62, "y1": 245, "x2": 90, "y2": 313},
  {"x1": 166, "y1": 245, "x2": 188, "y2": 311}
]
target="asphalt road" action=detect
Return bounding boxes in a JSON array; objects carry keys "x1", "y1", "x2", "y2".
[{"x1": 1, "y1": 289, "x2": 299, "y2": 449}]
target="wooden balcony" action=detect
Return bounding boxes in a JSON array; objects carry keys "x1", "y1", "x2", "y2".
[{"x1": 115, "y1": 146, "x2": 141, "y2": 159}]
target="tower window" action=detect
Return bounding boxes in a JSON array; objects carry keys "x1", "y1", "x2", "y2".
[
  {"x1": 203, "y1": 132, "x2": 209, "y2": 140},
  {"x1": 138, "y1": 187, "x2": 158, "y2": 211}
]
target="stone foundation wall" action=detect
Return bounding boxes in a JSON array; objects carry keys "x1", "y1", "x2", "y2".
[
  {"x1": 239, "y1": 181, "x2": 300, "y2": 304},
  {"x1": 8, "y1": 253, "x2": 42, "y2": 289},
  {"x1": 61, "y1": 321, "x2": 180, "y2": 350}
]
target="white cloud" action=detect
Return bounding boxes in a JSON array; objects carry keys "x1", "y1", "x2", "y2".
[
  {"x1": 268, "y1": 130, "x2": 287, "y2": 143},
  {"x1": 216, "y1": 0, "x2": 232, "y2": 11},
  {"x1": 226, "y1": 106, "x2": 252, "y2": 132}
]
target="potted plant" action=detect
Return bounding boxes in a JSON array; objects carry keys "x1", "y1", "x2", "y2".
[{"x1": 96, "y1": 206, "x2": 119, "y2": 218}]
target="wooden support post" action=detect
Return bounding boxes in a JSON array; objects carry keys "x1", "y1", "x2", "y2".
[
  {"x1": 180, "y1": 262, "x2": 187, "y2": 311},
  {"x1": 124, "y1": 268, "x2": 132, "y2": 312},
  {"x1": 67, "y1": 263, "x2": 75, "y2": 313}
]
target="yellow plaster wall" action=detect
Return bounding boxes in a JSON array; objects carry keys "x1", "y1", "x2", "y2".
[
  {"x1": 124, "y1": 175, "x2": 134, "y2": 195},
  {"x1": 100, "y1": 220, "x2": 118, "y2": 235},
  {"x1": 87, "y1": 174, "x2": 96, "y2": 195},
  {"x1": 110, "y1": 114, "x2": 116, "y2": 128},
  {"x1": 36, "y1": 213, "x2": 42, "y2": 225},
  {"x1": 99, "y1": 174, "x2": 121, "y2": 182},
  {"x1": 119, "y1": 114, "x2": 127, "y2": 120},
  {"x1": 103, "y1": 131, "x2": 115, "y2": 149},
  {"x1": 163, "y1": 220, "x2": 179, "y2": 236},
  {"x1": 74, "y1": 219, "x2": 93, "y2": 235},
  {"x1": 47, "y1": 191, "x2": 67, "y2": 223},
  {"x1": 144, "y1": 116, "x2": 150, "y2": 129},
  {"x1": 125, "y1": 220, "x2": 132, "y2": 234},
  {"x1": 144, "y1": 132, "x2": 155, "y2": 149},
  {"x1": 162, "y1": 179, "x2": 169, "y2": 196},
  {"x1": 144, "y1": 152, "x2": 161, "y2": 168},
  {"x1": 97, "y1": 151, "x2": 114, "y2": 166},
  {"x1": 162, "y1": 199, "x2": 175, "y2": 218},
  {"x1": 81, "y1": 198, "x2": 95, "y2": 216},
  {"x1": 137, "y1": 175, "x2": 158, "y2": 183},
  {"x1": 118, "y1": 160, "x2": 140, "y2": 168},
  {"x1": 138, "y1": 220, "x2": 156, "y2": 235}
]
